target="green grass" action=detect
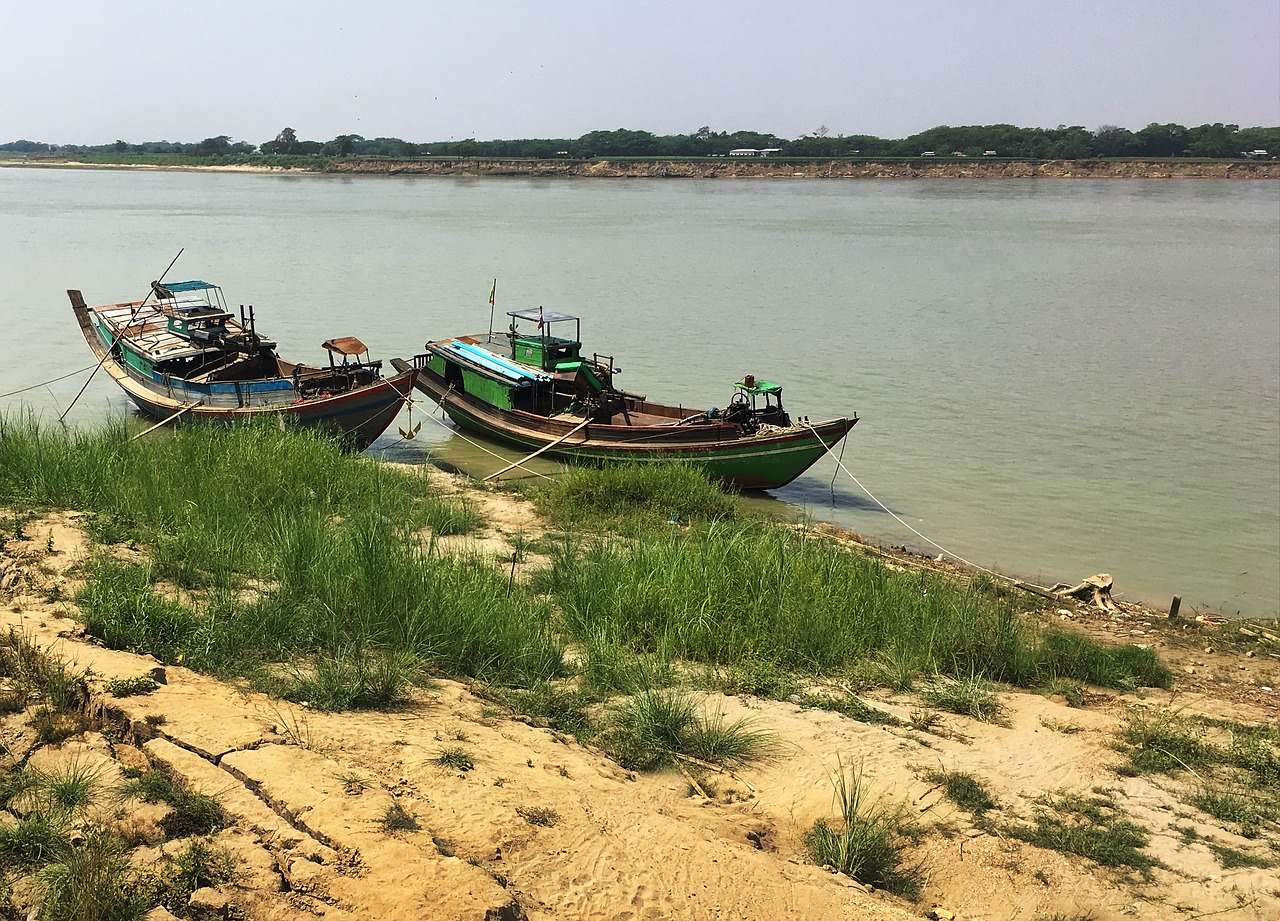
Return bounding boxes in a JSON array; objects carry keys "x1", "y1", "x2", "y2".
[
  {"x1": 30, "y1": 759, "x2": 106, "y2": 819},
  {"x1": 0, "y1": 628, "x2": 84, "y2": 713},
  {"x1": 122, "y1": 771, "x2": 224, "y2": 838},
  {"x1": 0, "y1": 813, "x2": 65, "y2": 867},
  {"x1": 804, "y1": 761, "x2": 921, "y2": 897},
  {"x1": 278, "y1": 646, "x2": 420, "y2": 711},
  {"x1": 0, "y1": 420, "x2": 568, "y2": 697},
  {"x1": 578, "y1": 631, "x2": 675, "y2": 696},
  {"x1": 432, "y1": 746, "x2": 475, "y2": 772},
  {"x1": 927, "y1": 769, "x2": 998, "y2": 816},
  {"x1": 0, "y1": 755, "x2": 234, "y2": 920},
  {"x1": 920, "y1": 677, "x2": 1004, "y2": 722},
  {"x1": 702, "y1": 654, "x2": 799, "y2": 700},
  {"x1": 381, "y1": 803, "x2": 420, "y2": 833},
  {"x1": 526, "y1": 461, "x2": 737, "y2": 530},
  {"x1": 3, "y1": 423, "x2": 1173, "y2": 726},
  {"x1": 1006, "y1": 792, "x2": 1163, "y2": 879},
  {"x1": 540, "y1": 515, "x2": 1170, "y2": 690},
  {"x1": 486, "y1": 681, "x2": 596, "y2": 734},
  {"x1": 1118, "y1": 709, "x2": 1213, "y2": 774},
  {"x1": 1188, "y1": 782, "x2": 1275, "y2": 839},
  {"x1": 1111, "y1": 711, "x2": 1279, "y2": 837},
  {"x1": 1206, "y1": 841, "x2": 1275, "y2": 869},
  {"x1": 1038, "y1": 677, "x2": 1086, "y2": 707},
  {"x1": 154, "y1": 838, "x2": 236, "y2": 907},
  {"x1": 796, "y1": 692, "x2": 903, "y2": 726},
  {"x1": 600, "y1": 689, "x2": 776, "y2": 772},
  {"x1": 104, "y1": 675, "x2": 159, "y2": 698},
  {"x1": 34, "y1": 829, "x2": 148, "y2": 921}
]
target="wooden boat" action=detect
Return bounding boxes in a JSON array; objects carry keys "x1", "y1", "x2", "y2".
[
  {"x1": 68, "y1": 280, "x2": 416, "y2": 450},
  {"x1": 391, "y1": 307, "x2": 856, "y2": 489}
]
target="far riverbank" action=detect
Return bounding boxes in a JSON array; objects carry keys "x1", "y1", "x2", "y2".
[{"x1": 2, "y1": 156, "x2": 1278, "y2": 179}]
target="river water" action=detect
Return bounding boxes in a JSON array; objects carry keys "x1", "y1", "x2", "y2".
[{"x1": 1, "y1": 166, "x2": 1276, "y2": 618}]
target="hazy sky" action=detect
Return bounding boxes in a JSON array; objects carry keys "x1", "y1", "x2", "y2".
[{"x1": 4, "y1": 1, "x2": 1277, "y2": 146}]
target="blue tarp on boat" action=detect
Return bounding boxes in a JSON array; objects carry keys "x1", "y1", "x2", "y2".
[
  {"x1": 163, "y1": 280, "x2": 219, "y2": 292},
  {"x1": 434, "y1": 340, "x2": 551, "y2": 385}
]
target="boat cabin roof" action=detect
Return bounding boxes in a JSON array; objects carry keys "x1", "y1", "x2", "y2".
[
  {"x1": 508, "y1": 308, "x2": 577, "y2": 325},
  {"x1": 736, "y1": 378, "x2": 782, "y2": 396},
  {"x1": 323, "y1": 336, "x2": 368, "y2": 356},
  {"x1": 163, "y1": 280, "x2": 218, "y2": 293}
]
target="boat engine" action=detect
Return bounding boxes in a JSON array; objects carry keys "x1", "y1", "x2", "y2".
[{"x1": 723, "y1": 393, "x2": 756, "y2": 431}]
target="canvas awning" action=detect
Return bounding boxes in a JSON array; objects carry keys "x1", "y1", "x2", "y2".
[{"x1": 323, "y1": 337, "x2": 368, "y2": 356}]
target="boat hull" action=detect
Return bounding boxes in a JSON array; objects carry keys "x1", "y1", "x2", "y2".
[
  {"x1": 392, "y1": 359, "x2": 855, "y2": 489},
  {"x1": 73, "y1": 296, "x2": 415, "y2": 450}
]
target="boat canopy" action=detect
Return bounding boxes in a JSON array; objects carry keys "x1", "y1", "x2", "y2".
[
  {"x1": 163, "y1": 280, "x2": 219, "y2": 293},
  {"x1": 736, "y1": 378, "x2": 782, "y2": 395},
  {"x1": 324, "y1": 337, "x2": 369, "y2": 356},
  {"x1": 508, "y1": 308, "x2": 577, "y2": 324}
]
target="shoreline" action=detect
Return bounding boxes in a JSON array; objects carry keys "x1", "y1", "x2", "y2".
[
  {"x1": 3, "y1": 156, "x2": 1279, "y2": 179},
  {"x1": 0, "y1": 465, "x2": 1275, "y2": 921}
]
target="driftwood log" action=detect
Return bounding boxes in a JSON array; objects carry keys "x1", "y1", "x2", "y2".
[{"x1": 1049, "y1": 573, "x2": 1119, "y2": 613}]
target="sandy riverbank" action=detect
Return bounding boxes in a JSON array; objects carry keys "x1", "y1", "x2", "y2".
[
  {"x1": 2, "y1": 468, "x2": 1276, "y2": 920},
  {"x1": 4, "y1": 156, "x2": 1279, "y2": 179}
]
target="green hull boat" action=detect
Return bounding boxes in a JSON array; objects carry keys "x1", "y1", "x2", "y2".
[{"x1": 392, "y1": 307, "x2": 856, "y2": 489}]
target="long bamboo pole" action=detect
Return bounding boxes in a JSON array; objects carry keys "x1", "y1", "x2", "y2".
[
  {"x1": 483, "y1": 417, "x2": 591, "y2": 481},
  {"x1": 59, "y1": 248, "x2": 185, "y2": 424},
  {"x1": 128, "y1": 401, "x2": 203, "y2": 441}
]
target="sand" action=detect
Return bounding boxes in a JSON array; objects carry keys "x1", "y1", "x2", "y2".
[{"x1": 1, "y1": 497, "x2": 1276, "y2": 921}]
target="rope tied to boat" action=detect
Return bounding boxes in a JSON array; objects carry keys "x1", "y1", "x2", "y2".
[
  {"x1": 803, "y1": 421, "x2": 1014, "y2": 584},
  {"x1": 427, "y1": 385, "x2": 556, "y2": 480},
  {"x1": 0, "y1": 364, "x2": 99, "y2": 401}
]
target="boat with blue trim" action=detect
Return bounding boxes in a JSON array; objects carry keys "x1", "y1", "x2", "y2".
[
  {"x1": 391, "y1": 307, "x2": 856, "y2": 489},
  {"x1": 69, "y1": 280, "x2": 416, "y2": 449}
]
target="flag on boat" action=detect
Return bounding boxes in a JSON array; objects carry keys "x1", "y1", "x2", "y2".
[{"x1": 489, "y1": 279, "x2": 496, "y2": 306}]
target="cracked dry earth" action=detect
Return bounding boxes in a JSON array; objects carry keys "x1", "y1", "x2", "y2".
[{"x1": 2, "y1": 511, "x2": 1278, "y2": 921}]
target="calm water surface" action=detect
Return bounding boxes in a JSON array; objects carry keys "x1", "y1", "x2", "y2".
[{"x1": 1, "y1": 167, "x2": 1277, "y2": 617}]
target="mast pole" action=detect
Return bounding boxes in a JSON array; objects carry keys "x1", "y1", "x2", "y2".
[
  {"x1": 487, "y1": 278, "x2": 497, "y2": 342},
  {"x1": 60, "y1": 247, "x2": 185, "y2": 425}
]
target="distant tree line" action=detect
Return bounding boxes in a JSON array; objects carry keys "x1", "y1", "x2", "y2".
[{"x1": 4, "y1": 122, "x2": 1278, "y2": 160}]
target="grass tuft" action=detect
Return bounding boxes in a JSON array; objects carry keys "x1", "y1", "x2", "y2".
[
  {"x1": 1188, "y1": 782, "x2": 1274, "y2": 839},
  {"x1": 0, "y1": 813, "x2": 65, "y2": 867},
  {"x1": 283, "y1": 646, "x2": 419, "y2": 711},
  {"x1": 920, "y1": 676, "x2": 1003, "y2": 722},
  {"x1": 489, "y1": 682, "x2": 596, "y2": 735},
  {"x1": 34, "y1": 829, "x2": 147, "y2": 921},
  {"x1": 1118, "y1": 709, "x2": 1212, "y2": 774},
  {"x1": 0, "y1": 628, "x2": 85, "y2": 713},
  {"x1": 804, "y1": 760, "x2": 921, "y2": 897},
  {"x1": 516, "y1": 805, "x2": 559, "y2": 827},
  {"x1": 578, "y1": 632, "x2": 674, "y2": 696},
  {"x1": 105, "y1": 674, "x2": 159, "y2": 698},
  {"x1": 432, "y1": 746, "x2": 476, "y2": 772},
  {"x1": 927, "y1": 769, "x2": 998, "y2": 816},
  {"x1": 1006, "y1": 791, "x2": 1162, "y2": 879},
  {"x1": 123, "y1": 770, "x2": 224, "y2": 838},
  {"x1": 381, "y1": 803, "x2": 420, "y2": 833},
  {"x1": 601, "y1": 689, "x2": 775, "y2": 772}
]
